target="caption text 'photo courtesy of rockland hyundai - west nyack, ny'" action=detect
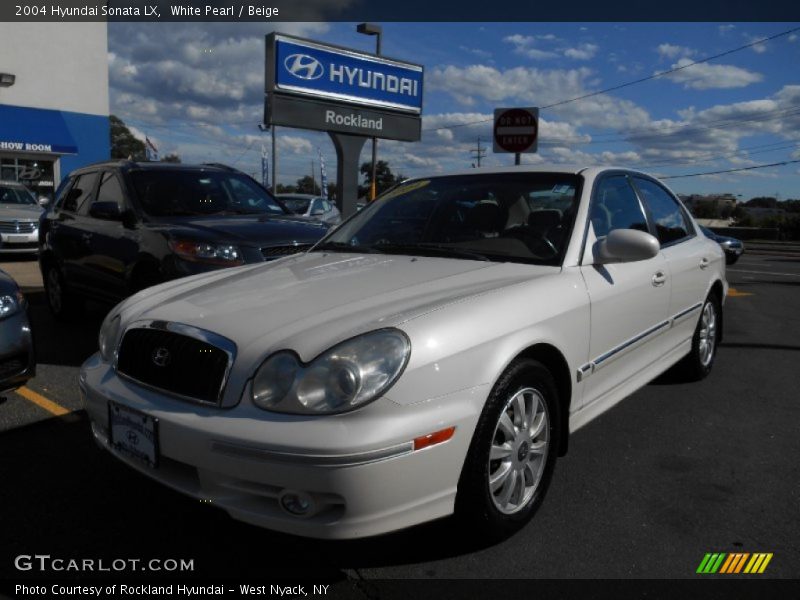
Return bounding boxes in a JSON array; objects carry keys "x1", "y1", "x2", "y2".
[{"x1": 0, "y1": 2, "x2": 799, "y2": 599}]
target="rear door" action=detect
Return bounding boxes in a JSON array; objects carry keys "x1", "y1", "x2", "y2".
[
  {"x1": 49, "y1": 171, "x2": 99, "y2": 291},
  {"x1": 83, "y1": 171, "x2": 141, "y2": 301},
  {"x1": 631, "y1": 176, "x2": 712, "y2": 350},
  {"x1": 579, "y1": 173, "x2": 671, "y2": 410}
]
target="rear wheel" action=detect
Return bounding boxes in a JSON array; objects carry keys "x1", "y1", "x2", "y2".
[
  {"x1": 725, "y1": 254, "x2": 739, "y2": 265},
  {"x1": 43, "y1": 263, "x2": 82, "y2": 321},
  {"x1": 456, "y1": 359, "x2": 560, "y2": 542}
]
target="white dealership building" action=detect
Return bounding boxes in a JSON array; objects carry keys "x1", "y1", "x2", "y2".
[{"x1": 0, "y1": 23, "x2": 110, "y2": 199}]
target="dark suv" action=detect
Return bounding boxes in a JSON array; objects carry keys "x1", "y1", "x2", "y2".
[{"x1": 39, "y1": 161, "x2": 329, "y2": 319}]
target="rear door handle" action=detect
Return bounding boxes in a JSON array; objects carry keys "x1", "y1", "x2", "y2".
[
  {"x1": 652, "y1": 271, "x2": 666, "y2": 287},
  {"x1": 699, "y1": 257, "x2": 709, "y2": 270},
  {"x1": 81, "y1": 232, "x2": 93, "y2": 242}
]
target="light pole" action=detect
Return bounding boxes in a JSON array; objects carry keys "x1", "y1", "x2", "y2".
[{"x1": 357, "y1": 23, "x2": 382, "y2": 202}]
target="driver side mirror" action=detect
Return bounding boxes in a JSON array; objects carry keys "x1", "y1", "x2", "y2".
[{"x1": 594, "y1": 229, "x2": 660, "y2": 264}]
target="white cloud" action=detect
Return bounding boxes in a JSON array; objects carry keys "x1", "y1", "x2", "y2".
[
  {"x1": 564, "y1": 43, "x2": 598, "y2": 60},
  {"x1": 656, "y1": 43, "x2": 695, "y2": 59},
  {"x1": 744, "y1": 34, "x2": 768, "y2": 54},
  {"x1": 664, "y1": 58, "x2": 763, "y2": 90},
  {"x1": 458, "y1": 45, "x2": 492, "y2": 59},
  {"x1": 502, "y1": 34, "x2": 558, "y2": 60},
  {"x1": 789, "y1": 34, "x2": 798, "y2": 43},
  {"x1": 719, "y1": 25, "x2": 736, "y2": 36}
]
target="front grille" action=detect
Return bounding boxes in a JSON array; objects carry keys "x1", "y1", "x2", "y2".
[
  {"x1": 1, "y1": 241, "x2": 38, "y2": 249},
  {"x1": 260, "y1": 244, "x2": 311, "y2": 260},
  {"x1": 0, "y1": 220, "x2": 37, "y2": 233},
  {"x1": 116, "y1": 328, "x2": 230, "y2": 404}
]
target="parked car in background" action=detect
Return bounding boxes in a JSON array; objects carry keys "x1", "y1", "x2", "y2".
[
  {"x1": 82, "y1": 165, "x2": 726, "y2": 541},
  {"x1": 700, "y1": 226, "x2": 744, "y2": 264},
  {"x1": 0, "y1": 269, "x2": 35, "y2": 395},
  {"x1": 0, "y1": 180, "x2": 46, "y2": 255},
  {"x1": 277, "y1": 194, "x2": 341, "y2": 226},
  {"x1": 39, "y1": 161, "x2": 329, "y2": 320}
]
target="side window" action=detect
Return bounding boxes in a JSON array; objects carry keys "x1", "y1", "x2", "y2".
[
  {"x1": 590, "y1": 175, "x2": 648, "y2": 238},
  {"x1": 53, "y1": 177, "x2": 74, "y2": 209},
  {"x1": 311, "y1": 199, "x2": 325, "y2": 214},
  {"x1": 634, "y1": 177, "x2": 691, "y2": 245},
  {"x1": 95, "y1": 172, "x2": 126, "y2": 208},
  {"x1": 62, "y1": 172, "x2": 98, "y2": 213}
]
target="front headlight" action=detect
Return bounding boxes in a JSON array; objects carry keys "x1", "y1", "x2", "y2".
[
  {"x1": 0, "y1": 291, "x2": 24, "y2": 319},
  {"x1": 252, "y1": 329, "x2": 410, "y2": 415},
  {"x1": 169, "y1": 240, "x2": 243, "y2": 266},
  {"x1": 98, "y1": 315, "x2": 122, "y2": 362}
]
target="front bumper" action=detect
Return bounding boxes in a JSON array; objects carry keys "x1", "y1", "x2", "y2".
[
  {"x1": 0, "y1": 308, "x2": 35, "y2": 393},
  {"x1": 80, "y1": 353, "x2": 481, "y2": 539}
]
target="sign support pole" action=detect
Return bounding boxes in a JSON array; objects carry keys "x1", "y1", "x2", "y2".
[
  {"x1": 329, "y1": 132, "x2": 368, "y2": 218},
  {"x1": 271, "y1": 125, "x2": 277, "y2": 193},
  {"x1": 515, "y1": 153, "x2": 520, "y2": 166}
]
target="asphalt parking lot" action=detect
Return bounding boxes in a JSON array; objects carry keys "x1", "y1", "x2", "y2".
[{"x1": 0, "y1": 251, "x2": 798, "y2": 586}]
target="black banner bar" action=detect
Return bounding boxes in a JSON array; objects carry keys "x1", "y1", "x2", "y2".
[{"x1": 1, "y1": 0, "x2": 798, "y2": 22}]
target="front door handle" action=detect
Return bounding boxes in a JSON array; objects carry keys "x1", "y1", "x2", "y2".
[
  {"x1": 652, "y1": 271, "x2": 666, "y2": 287},
  {"x1": 699, "y1": 257, "x2": 709, "y2": 270},
  {"x1": 81, "y1": 232, "x2": 93, "y2": 242}
]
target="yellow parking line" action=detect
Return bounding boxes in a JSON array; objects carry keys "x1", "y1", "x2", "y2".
[
  {"x1": 727, "y1": 287, "x2": 754, "y2": 297},
  {"x1": 15, "y1": 386, "x2": 71, "y2": 417}
]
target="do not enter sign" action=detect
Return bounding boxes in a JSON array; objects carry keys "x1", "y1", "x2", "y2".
[{"x1": 493, "y1": 107, "x2": 539, "y2": 154}]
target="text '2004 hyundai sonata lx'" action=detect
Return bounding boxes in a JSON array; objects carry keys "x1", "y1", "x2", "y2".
[{"x1": 81, "y1": 166, "x2": 727, "y2": 540}]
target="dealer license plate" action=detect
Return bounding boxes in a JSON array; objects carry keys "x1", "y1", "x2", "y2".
[{"x1": 108, "y1": 401, "x2": 159, "y2": 468}]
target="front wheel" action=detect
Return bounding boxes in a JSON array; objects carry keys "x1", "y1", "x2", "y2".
[
  {"x1": 677, "y1": 294, "x2": 720, "y2": 381},
  {"x1": 455, "y1": 359, "x2": 560, "y2": 542}
]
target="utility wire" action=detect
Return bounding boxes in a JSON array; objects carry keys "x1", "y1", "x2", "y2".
[
  {"x1": 423, "y1": 26, "x2": 800, "y2": 133},
  {"x1": 660, "y1": 158, "x2": 800, "y2": 179}
]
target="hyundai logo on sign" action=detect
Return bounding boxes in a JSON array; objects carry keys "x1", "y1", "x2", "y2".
[
  {"x1": 284, "y1": 54, "x2": 324, "y2": 80},
  {"x1": 272, "y1": 35, "x2": 424, "y2": 114}
]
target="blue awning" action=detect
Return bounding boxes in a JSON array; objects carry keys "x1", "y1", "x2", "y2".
[{"x1": 0, "y1": 104, "x2": 79, "y2": 155}]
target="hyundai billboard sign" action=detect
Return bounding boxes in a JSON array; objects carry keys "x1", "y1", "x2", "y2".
[{"x1": 268, "y1": 34, "x2": 423, "y2": 114}]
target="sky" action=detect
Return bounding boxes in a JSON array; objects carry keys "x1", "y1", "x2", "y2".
[{"x1": 109, "y1": 22, "x2": 800, "y2": 199}]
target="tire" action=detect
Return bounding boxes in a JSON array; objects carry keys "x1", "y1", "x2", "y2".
[
  {"x1": 43, "y1": 263, "x2": 83, "y2": 321},
  {"x1": 677, "y1": 293, "x2": 720, "y2": 381},
  {"x1": 725, "y1": 254, "x2": 739, "y2": 265},
  {"x1": 455, "y1": 358, "x2": 560, "y2": 542}
]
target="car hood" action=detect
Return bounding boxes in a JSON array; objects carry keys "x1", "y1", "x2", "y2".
[
  {"x1": 0, "y1": 204, "x2": 44, "y2": 220},
  {"x1": 146, "y1": 213, "x2": 328, "y2": 247},
  {"x1": 119, "y1": 252, "x2": 557, "y2": 363}
]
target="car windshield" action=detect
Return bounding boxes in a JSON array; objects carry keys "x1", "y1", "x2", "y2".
[
  {"x1": 316, "y1": 173, "x2": 582, "y2": 265},
  {"x1": 130, "y1": 170, "x2": 288, "y2": 217},
  {"x1": 280, "y1": 197, "x2": 312, "y2": 214},
  {"x1": 0, "y1": 184, "x2": 37, "y2": 205}
]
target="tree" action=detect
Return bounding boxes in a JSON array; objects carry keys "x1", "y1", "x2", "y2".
[
  {"x1": 162, "y1": 153, "x2": 181, "y2": 163},
  {"x1": 110, "y1": 115, "x2": 146, "y2": 161},
  {"x1": 359, "y1": 160, "x2": 405, "y2": 199},
  {"x1": 295, "y1": 175, "x2": 321, "y2": 195},
  {"x1": 275, "y1": 183, "x2": 297, "y2": 194},
  {"x1": 745, "y1": 196, "x2": 778, "y2": 209}
]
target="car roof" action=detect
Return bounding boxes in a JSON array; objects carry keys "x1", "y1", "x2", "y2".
[
  {"x1": 67, "y1": 160, "x2": 243, "y2": 176},
  {"x1": 403, "y1": 164, "x2": 659, "y2": 181}
]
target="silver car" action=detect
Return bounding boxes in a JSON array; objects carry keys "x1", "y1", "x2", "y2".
[
  {"x1": 0, "y1": 181, "x2": 45, "y2": 254},
  {"x1": 277, "y1": 194, "x2": 341, "y2": 226}
]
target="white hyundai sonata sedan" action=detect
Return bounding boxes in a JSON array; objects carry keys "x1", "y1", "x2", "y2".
[{"x1": 81, "y1": 166, "x2": 727, "y2": 540}]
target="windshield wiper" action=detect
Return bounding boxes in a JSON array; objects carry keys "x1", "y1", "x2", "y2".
[
  {"x1": 376, "y1": 243, "x2": 490, "y2": 262},
  {"x1": 313, "y1": 241, "x2": 385, "y2": 254}
]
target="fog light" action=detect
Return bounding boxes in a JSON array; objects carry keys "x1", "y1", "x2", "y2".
[{"x1": 278, "y1": 490, "x2": 315, "y2": 517}]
